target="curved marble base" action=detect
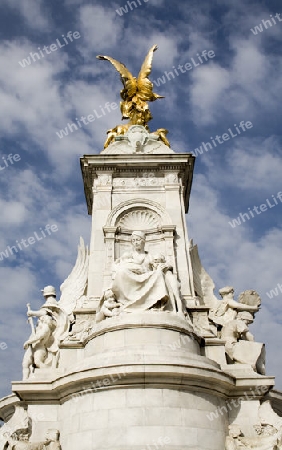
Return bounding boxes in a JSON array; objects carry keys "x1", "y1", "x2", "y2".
[{"x1": 9, "y1": 312, "x2": 275, "y2": 450}]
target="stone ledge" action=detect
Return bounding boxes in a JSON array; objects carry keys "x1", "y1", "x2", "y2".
[
  {"x1": 80, "y1": 153, "x2": 194, "y2": 214},
  {"x1": 12, "y1": 361, "x2": 275, "y2": 405},
  {"x1": 12, "y1": 363, "x2": 235, "y2": 402},
  {"x1": 60, "y1": 311, "x2": 199, "y2": 349},
  {"x1": 86, "y1": 311, "x2": 197, "y2": 343}
]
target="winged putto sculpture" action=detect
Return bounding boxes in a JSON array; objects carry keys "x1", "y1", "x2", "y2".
[{"x1": 97, "y1": 44, "x2": 170, "y2": 148}]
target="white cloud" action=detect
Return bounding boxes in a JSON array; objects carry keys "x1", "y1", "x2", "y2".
[
  {"x1": 190, "y1": 64, "x2": 231, "y2": 124},
  {"x1": 1, "y1": 0, "x2": 51, "y2": 31},
  {"x1": 125, "y1": 34, "x2": 180, "y2": 71},
  {"x1": 0, "y1": 267, "x2": 37, "y2": 312},
  {"x1": 231, "y1": 40, "x2": 269, "y2": 85},
  {"x1": 150, "y1": 0, "x2": 165, "y2": 5},
  {"x1": 188, "y1": 170, "x2": 282, "y2": 389},
  {"x1": 0, "y1": 40, "x2": 98, "y2": 176},
  {"x1": 201, "y1": 136, "x2": 282, "y2": 194},
  {"x1": 0, "y1": 200, "x2": 27, "y2": 225},
  {"x1": 188, "y1": 33, "x2": 282, "y2": 125},
  {"x1": 225, "y1": 137, "x2": 282, "y2": 192},
  {"x1": 229, "y1": 39, "x2": 280, "y2": 111},
  {"x1": 79, "y1": 5, "x2": 123, "y2": 53}
]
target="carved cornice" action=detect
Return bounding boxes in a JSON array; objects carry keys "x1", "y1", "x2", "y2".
[{"x1": 80, "y1": 154, "x2": 195, "y2": 214}]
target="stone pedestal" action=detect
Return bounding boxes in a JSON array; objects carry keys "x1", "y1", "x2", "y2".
[
  {"x1": 10, "y1": 314, "x2": 228, "y2": 449},
  {"x1": 80, "y1": 153, "x2": 196, "y2": 306},
  {"x1": 8, "y1": 312, "x2": 275, "y2": 449},
  {"x1": 1, "y1": 127, "x2": 281, "y2": 450}
]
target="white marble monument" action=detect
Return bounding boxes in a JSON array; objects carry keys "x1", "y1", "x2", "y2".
[{"x1": 0, "y1": 45, "x2": 281, "y2": 450}]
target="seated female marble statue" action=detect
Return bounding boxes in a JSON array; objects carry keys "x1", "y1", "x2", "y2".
[{"x1": 111, "y1": 231, "x2": 175, "y2": 313}]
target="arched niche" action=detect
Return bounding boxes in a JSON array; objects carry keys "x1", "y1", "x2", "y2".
[{"x1": 102, "y1": 199, "x2": 177, "y2": 286}]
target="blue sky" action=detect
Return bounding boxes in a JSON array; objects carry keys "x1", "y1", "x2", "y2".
[{"x1": 0, "y1": 0, "x2": 282, "y2": 399}]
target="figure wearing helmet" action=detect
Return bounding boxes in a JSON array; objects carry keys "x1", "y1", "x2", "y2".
[{"x1": 22, "y1": 286, "x2": 68, "y2": 379}]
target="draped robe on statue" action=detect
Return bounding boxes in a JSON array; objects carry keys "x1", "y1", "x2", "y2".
[{"x1": 112, "y1": 250, "x2": 169, "y2": 312}]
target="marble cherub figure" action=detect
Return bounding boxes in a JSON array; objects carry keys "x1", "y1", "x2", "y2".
[{"x1": 96, "y1": 289, "x2": 122, "y2": 323}]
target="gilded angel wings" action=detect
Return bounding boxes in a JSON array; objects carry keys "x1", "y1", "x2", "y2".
[
  {"x1": 97, "y1": 44, "x2": 163, "y2": 119},
  {"x1": 97, "y1": 45, "x2": 169, "y2": 148}
]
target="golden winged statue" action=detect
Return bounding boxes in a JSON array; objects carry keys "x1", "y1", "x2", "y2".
[{"x1": 96, "y1": 44, "x2": 170, "y2": 148}]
